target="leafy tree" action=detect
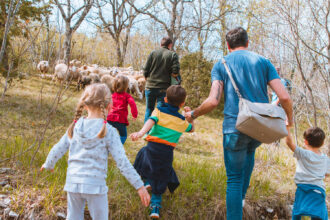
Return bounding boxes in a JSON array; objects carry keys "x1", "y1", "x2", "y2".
[{"x1": 0, "y1": 0, "x2": 50, "y2": 77}]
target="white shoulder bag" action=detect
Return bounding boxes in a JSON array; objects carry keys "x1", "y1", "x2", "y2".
[{"x1": 222, "y1": 58, "x2": 288, "y2": 144}]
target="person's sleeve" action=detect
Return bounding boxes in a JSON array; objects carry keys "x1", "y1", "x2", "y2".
[
  {"x1": 327, "y1": 157, "x2": 330, "y2": 174},
  {"x1": 149, "y1": 109, "x2": 159, "y2": 124},
  {"x1": 42, "y1": 133, "x2": 70, "y2": 169},
  {"x1": 143, "y1": 52, "x2": 153, "y2": 78},
  {"x1": 106, "y1": 127, "x2": 144, "y2": 190},
  {"x1": 127, "y1": 94, "x2": 138, "y2": 118},
  {"x1": 293, "y1": 146, "x2": 306, "y2": 159},
  {"x1": 171, "y1": 53, "x2": 180, "y2": 74},
  {"x1": 185, "y1": 121, "x2": 193, "y2": 132},
  {"x1": 211, "y1": 61, "x2": 223, "y2": 83},
  {"x1": 266, "y1": 59, "x2": 280, "y2": 83}
]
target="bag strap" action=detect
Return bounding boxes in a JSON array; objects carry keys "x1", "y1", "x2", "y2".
[{"x1": 221, "y1": 58, "x2": 242, "y2": 99}]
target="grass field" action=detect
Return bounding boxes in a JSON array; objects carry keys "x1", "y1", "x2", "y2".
[{"x1": 0, "y1": 76, "x2": 329, "y2": 219}]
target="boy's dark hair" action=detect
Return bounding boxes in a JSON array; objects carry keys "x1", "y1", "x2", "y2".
[
  {"x1": 166, "y1": 85, "x2": 186, "y2": 107},
  {"x1": 303, "y1": 127, "x2": 325, "y2": 148},
  {"x1": 161, "y1": 37, "x2": 173, "y2": 48},
  {"x1": 226, "y1": 27, "x2": 249, "y2": 49}
]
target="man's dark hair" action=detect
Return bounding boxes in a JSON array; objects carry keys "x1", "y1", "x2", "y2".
[
  {"x1": 166, "y1": 85, "x2": 186, "y2": 107},
  {"x1": 161, "y1": 37, "x2": 173, "y2": 48},
  {"x1": 303, "y1": 127, "x2": 325, "y2": 148},
  {"x1": 226, "y1": 27, "x2": 248, "y2": 49}
]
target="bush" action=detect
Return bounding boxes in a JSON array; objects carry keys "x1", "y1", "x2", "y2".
[{"x1": 180, "y1": 52, "x2": 224, "y2": 117}]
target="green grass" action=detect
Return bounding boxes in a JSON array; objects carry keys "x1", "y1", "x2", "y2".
[{"x1": 0, "y1": 76, "x2": 328, "y2": 219}]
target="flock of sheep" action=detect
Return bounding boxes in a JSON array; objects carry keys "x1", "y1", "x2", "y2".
[{"x1": 37, "y1": 60, "x2": 146, "y2": 100}]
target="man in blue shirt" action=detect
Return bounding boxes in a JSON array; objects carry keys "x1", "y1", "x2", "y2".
[{"x1": 185, "y1": 27, "x2": 293, "y2": 220}]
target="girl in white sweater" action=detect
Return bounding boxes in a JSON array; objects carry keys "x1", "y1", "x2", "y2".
[{"x1": 41, "y1": 83, "x2": 150, "y2": 220}]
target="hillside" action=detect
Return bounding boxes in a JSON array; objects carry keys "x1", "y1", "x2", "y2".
[{"x1": 0, "y1": 77, "x2": 328, "y2": 219}]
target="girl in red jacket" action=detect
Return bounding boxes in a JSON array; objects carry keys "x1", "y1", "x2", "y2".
[{"x1": 107, "y1": 75, "x2": 138, "y2": 144}]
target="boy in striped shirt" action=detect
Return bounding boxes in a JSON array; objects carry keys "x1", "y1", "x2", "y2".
[{"x1": 130, "y1": 85, "x2": 194, "y2": 219}]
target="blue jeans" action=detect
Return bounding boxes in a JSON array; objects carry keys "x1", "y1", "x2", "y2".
[
  {"x1": 293, "y1": 216, "x2": 321, "y2": 220},
  {"x1": 144, "y1": 88, "x2": 166, "y2": 122},
  {"x1": 107, "y1": 121, "x2": 127, "y2": 144},
  {"x1": 223, "y1": 132, "x2": 261, "y2": 220}
]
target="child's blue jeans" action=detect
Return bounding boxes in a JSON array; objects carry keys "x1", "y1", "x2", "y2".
[
  {"x1": 151, "y1": 194, "x2": 162, "y2": 208},
  {"x1": 108, "y1": 121, "x2": 127, "y2": 144}
]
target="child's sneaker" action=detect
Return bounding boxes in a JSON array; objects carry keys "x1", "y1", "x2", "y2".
[
  {"x1": 150, "y1": 206, "x2": 160, "y2": 219},
  {"x1": 144, "y1": 181, "x2": 151, "y2": 191}
]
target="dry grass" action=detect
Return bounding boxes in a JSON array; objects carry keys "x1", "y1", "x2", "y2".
[{"x1": 0, "y1": 76, "x2": 328, "y2": 219}]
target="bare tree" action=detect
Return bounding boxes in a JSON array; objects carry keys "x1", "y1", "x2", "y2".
[
  {"x1": 96, "y1": 0, "x2": 138, "y2": 67},
  {"x1": 271, "y1": 0, "x2": 330, "y2": 128},
  {"x1": 129, "y1": 0, "x2": 192, "y2": 48},
  {"x1": 54, "y1": 0, "x2": 93, "y2": 63}
]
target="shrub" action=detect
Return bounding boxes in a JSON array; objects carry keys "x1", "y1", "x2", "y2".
[{"x1": 180, "y1": 52, "x2": 224, "y2": 117}]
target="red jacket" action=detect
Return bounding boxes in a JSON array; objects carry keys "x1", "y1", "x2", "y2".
[{"x1": 107, "y1": 92, "x2": 138, "y2": 125}]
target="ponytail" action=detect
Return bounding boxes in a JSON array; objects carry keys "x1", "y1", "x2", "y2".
[
  {"x1": 68, "y1": 101, "x2": 84, "y2": 139},
  {"x1": 97, "y1": 101, "x2": 108, "y2": 138}
]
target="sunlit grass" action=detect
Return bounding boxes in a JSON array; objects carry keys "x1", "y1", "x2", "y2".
[{"x1": 1, "y1": 76, "x2": 325, "y2": 219}]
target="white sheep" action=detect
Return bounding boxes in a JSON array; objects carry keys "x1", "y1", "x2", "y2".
[
  {"x1": 137, "y1": 77, "x2": 146, "y2": 98},
  {"x1": 127, "y1": 76, "x2": 143, "y2": 100},
  {"x1": 70, "y1": 59, "x2": 82, "y2": 68},
  {"x1": 37, "y1": 61, "x2": 49, "y2": 74},
  {"x1": 55, "y1": 59, "x2": 65, "y2": 65},
  {"x1": 53, "y1": 63, "x2": 81, "y2": 90},
  {"x1": 101, "y1": 75, "x2": 114, "y2": 92},
  {"x1": 89, "y1": 73, "x2": 100, "y2": 84}
]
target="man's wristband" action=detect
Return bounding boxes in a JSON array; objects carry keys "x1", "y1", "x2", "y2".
[{"x1": 191, "y1": 110, "x2": 197, "y2": 119}]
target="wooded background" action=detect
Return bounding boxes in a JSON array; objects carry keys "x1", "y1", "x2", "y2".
[{"x1": 0, "y1": 0, "x2": 329, "y2": 131}]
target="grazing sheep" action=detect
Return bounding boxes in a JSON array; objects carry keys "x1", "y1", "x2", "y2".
[
  {"x1": 53, "y1": 63, "x2": 82, "y2": 90},
  {"x1": 55, "y1": 59, "x2": 65, "y2": 65},
  {"x1": 37, "y1": 61, "x2": 49, "y2": 74},
  {"x1": 101, "y1": 75, "x2": 114, "y2": 92},
  {"x1": 127, "y1": 76, "x2": 143, "y2": 100},
  {"x1": 89, "y1": 73, "x2": 100, "y2": 84},
  {"x1": 79, "y1": 75, "x2": 92, "y2": 89},
  {"x1": 97, "y1": 67, "x2": 111, "y2": 78},
  {"x1": 137, "y1": 78, "x2": 146, "y2": 98},
  {"x1": 70, "y1": 59, "x2": 82, "y2": 68},
  {"x1": 78, "y1": 73, "x2": 101, "y2": 90},
  {"x1": 133, "y1": 74, "x2": 144, "y2": 81}
]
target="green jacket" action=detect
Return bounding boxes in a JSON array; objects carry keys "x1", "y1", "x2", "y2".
[{"x1": 143, "y1": 46, "x2": 180, "y2": 89}]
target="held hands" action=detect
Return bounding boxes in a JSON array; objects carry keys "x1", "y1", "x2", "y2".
[
  {"x1": 286, "y1": 117, "x2": 294, "y2": 128},
  {"x1": 137, "y1": 186, "x2": 150, "y2": 207},
  {"x1": 183, "y1": 106, "x2": 193, "y2": 123},
  {"x1": 130, "y1": 131, "x2": 144, "y2": 141}
]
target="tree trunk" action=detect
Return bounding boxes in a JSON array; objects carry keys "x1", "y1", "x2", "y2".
[
  {"x1": 220, "y1": 16, "x2": 227, "y2": 56},
  {"x1": 0, "y1": 0, "x2": 16, "y2": 64},
  {"x1": 63, "y1": 26, "x2": 72, "y2": 63},
  {"x1": 115, "y1": 38, "x2": 123, "y2": 67}
]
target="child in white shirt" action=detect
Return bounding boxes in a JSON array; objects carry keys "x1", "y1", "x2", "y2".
[
  {"x1": 41, "y1": 83, "x2": 150, "y2": 220},
  {"x1": 286, "y1": 126, "x2": 329, "y2": 220}
]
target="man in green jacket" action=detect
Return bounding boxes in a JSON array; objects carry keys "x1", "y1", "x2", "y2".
[{"x1": 143, "y1": 37, "x2": 180, "y2": 122}]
